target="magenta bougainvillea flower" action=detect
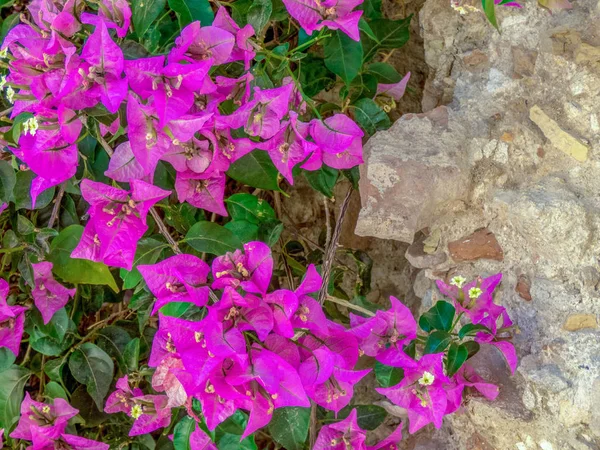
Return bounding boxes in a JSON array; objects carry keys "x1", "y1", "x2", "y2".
[
  {"x1": 0, "y1": 279, "x2": 26, "y2": 357},
  {"x1": 190, "y1": 425, "x2": 217, "y2": 450},
  {"x1": 71, "y1": 179, "x2": 170, "y2": 270},
  {"x1": 282, "y1": 0, "x2": 364, "y2": 41},
  {"x1": 377, "y1": 353, "x2": 452, "y2": 434},
  {"x1": 139, "y1": 254, "x2": 211, "y2": 314},
  {"x1": 31, "y1": 262, "x2": 76, "y2": 324},
  {"x1": 11, "y1": 393, "x2": 78, "y2": 442},
  {"x1": 212, "y1": 241, "x2": 273, "y2": 294},
  {"x1": 170, "y1": 22, "x2": 235, "y2": 65},
  {"x1": 174, "y1": 169, "x2": 227, "y2": 216},
  {"x1": 105, "y1": 375, "x2": 144, "y2": 415},
  {"x1": 350, "y1": 296, "x2": 417, "y2": 368}
]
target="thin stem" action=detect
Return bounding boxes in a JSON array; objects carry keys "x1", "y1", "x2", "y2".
[
  {"x1": 323, "y1": 196, "x2": 331, "y2": 248},
  {"x1": 326, "y1": 295, "x2": 375, "y2": 317},
  {"x1": 150, "y1": 207, "x2": 180, "y2": 254},
  {"x1": 47, "y1": 182, "x2": 66, "y2": 229},
  {"x1": 96, "y1": 132, "x2": 114, "y2": 157},
  {"x1": 317, "y1": 187, "x2": 353, "y2": 305},
  {"x1": 291, "y1": 30, "x2": 330, "y2": 54},
  {"x1": 0, "y1": 106, "x2": 13, "y2": 117},
  {"x1": 309, "y1": 403, "x2": 317, "y2": 448}
]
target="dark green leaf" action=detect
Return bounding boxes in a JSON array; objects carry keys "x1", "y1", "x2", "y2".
[
  {"x1": 0, "y1": 365, "x2": 30, "y2": 430},
  {"x1": 120, "y1": 237, "x2": 167, "y2": 289},
  {"x1": 224, "y1": 220, "x2": 259, "y2": 243},
  {"x1": 173, "y1": 416, "x2": 196, "y2": 450},
  {"x1": 13, "y1": 170, "x2": 55, "y2": 210},
  {"x1": 352, "y1": 405, "x2": 387, "y2": 430},
  {"x1": 17, "y1": 253, "x2": 34, "y2": 287},
  {"x1": 217, "y1": 434, "x2": 257, "y2": 450},
  {"x1": 96, "y1": 326, "x2": 132, "y2": 372},
  {"x1": 225, "y1": 193, "x2": 276, "y2": 224},
  {"x1": 344, "y1": 73, "x2": 378, "y2": 102},
  {"x1": 482, "y1": 0, "x2": 499, "y2": 29},
  {"x1": 168, "y1": 0, "x2": 214, "y2": 27},
  {"x1": 216, "y1": 410, "x2": 247, "y2": 435},
  {"x1": 298, "y1": 56, "x2": 336, "y2": 97},
  {"x1": 268, "y1": 407, "x2": 310, "y2": 450},
  {"x1": 362, "y1": 17, "x2": 411, "y2": 62},
  {"x1": 44, "y1": 381, "x2": 68, "y2": 401},
  {"x1": 124, "y1": 338, "x2": 141, "y2": 372},
  {"x1": 374, "y1": 362, "x2": 403, "y2": 387},
  {"x1": 419, "y1": 301, "x2": 456, "y2": 332},
  {"x1": 121, "y1": 40, "x2": 151, "y2": 59},
  {"x1": 16, "y1": 215, "x2": 34, "y2": 235},
  {"x1": 47, "y1": 225, "x2": 119, "y2": 292},
  {"x1": 8, "y1": 113, "x2": 33, "y2": 145},
  {"x1": 68, "y1": 343, "x2": 114, "y2": 410},
  {"x1": 257, "y1": 219, "x2": 283, "y2": 247},
  {"x1": 423, "y1": 330, "x2": 452, "y2": 354},
  {"x1": 44, "y1": 358, "x2": 65, "y2": 383},
  {"x1": 446, "y1": 343, "x2": 469, "y2": 376},
  {"x1": 0, "y1": 160, "x2": 15, "y2": 203},
  {"x1": 324, "y1": 30, "x2": 363, "y2": 85},
  {"x1": 132, "y1": 0, "x2": 167, "y2": 37},
  {"x1": 360, "y1": 0, "x2": 383, "y2": 19},
  {"x1": 247, "y1": 0, "x2": 272, "y2": 33},
  {"x1": 0, "y1": 348, "x2": 15, "y2": 373},
  {"x1": 227, "y1": 150, "x2": 281, "y2": 191},
  {"x1": 464, "y1": 340, "x2": 481, "y2": 359},
  {"x1": 184, "y1": 222, "x2": 242, "y2": 255},
  {"x1": 367, "y1": 62, "x2": 403, "y2": 84},
  {"x1": 303, "y1": 166, "x2": 339, "y2": 198},
  {"x1": 70, "y1": 385, "x2": 109, "y2": 427},
  {"x1": 458, "y1": 323, "x2": 493, "y2": 339},
  {"x1": 352, "y1": 98, "x2": 390, "y2": 135},
  {"x1": 341, "y1": 166, "x2": 360, "y2": 190}
]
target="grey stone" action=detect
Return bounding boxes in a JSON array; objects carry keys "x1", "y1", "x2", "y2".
[{"x1": 355, "y1": 107, "x2": 470, "y2": 243}]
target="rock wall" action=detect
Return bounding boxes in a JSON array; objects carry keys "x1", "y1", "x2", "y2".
[{"x1": 355, "y1": 0, "x2": 600, "y2": 448}]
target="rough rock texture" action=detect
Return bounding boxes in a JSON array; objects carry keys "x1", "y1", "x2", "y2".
[{"x1": 355, "y1": 0, "x2": 600, "y2": 448}]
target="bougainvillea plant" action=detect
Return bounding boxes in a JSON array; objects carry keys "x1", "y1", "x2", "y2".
[{"x1": 0, "y1": 0, "x2": 518, "y2": 449}]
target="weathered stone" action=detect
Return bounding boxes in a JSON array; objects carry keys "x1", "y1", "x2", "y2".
[
  {"x1": 447, "y1": 228, "x2": 504, "y2": 262},
  {"x1": 516, "y1": 275, "x2": 533, "y2": 301},
  {"x1": 562, "y1": 314, "x2": 598, "y2": 331},
  {"x1": 406, "y1": 233, "x2": 448, "y2": 268},
  {"x1": 512, "y1": 47, "x2": 538, "y2": 78},
  {"x1": 529, "y1": 105, "x2": 589, "y2": 162},
  {"x1": 355, "y1": 107, "x2": 470, "y2": 243}
]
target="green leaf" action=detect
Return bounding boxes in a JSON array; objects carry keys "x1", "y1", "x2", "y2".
[
  {"x1": 352, "y1": 98, "x2": 390, "y2": 135},
  {"x1": 343, "y1": 73, "x2": 378, "y2": 102},
  {"x1": 303, "y1": 166, "x2": 339, "y2": 198},
  {"x1": 324, "y1": 30, "x2": 363, "y2": 85},
  {"x1": 121, "y1": 39, "x2": 151, "y2": 59},
  {"x1": 348, "y1": 405, "x2": 387, "y2": 430},
  {"x1": 7, "y1": 112, "x2": 33, "y2": 145},
  {"x1": 367, "y1": 62, "x2": 404, "y2": 84},
  {"x1": 47, "y1": 225, "x2": 119, "y2": 292},
  {"x1": 96, "y1": 326, "x2": 132, "y2": 372},
  {"x1": 341, "y1": 166, "x2": 360, "y2": 190},
  {"x1": 374, "y1": 362, "x2": 403, "y2": 388},
  {"x1": 458, "y1": 323, "x2": 493, "y2": 339},
  {"x1": 298, "y1": 56, "x2": 336, "y2": 97},
  {"x1": 173, "y1": 416, "x2": 196, "y2": 450},
  {"x1": 120, "y1": 237, "x2": 167, "y2": 289},
  {"x1": 0, "y1": 160, "x2": 16, "y2": 203},
  {"x1": 124, "y1": 338, "x2": 141, "y2": 372},
  {"x1": 44, "y1": 358, "x2": 66, "y2": 383},
  {"x1": 247, "y1": 0, "x2": 272, "y2": 33},
  {"x1": 464, "y1": 340, "x2": 481, "y2": 359},
  {"x1": 225, "y1": 193, "x2": 276, "y2": 224},
  {"x1": 0, "y1": 13, "x2": 19, "y2": 42},
  {"x1": 362, "y1": 17, "x2": 411, "y2": 62},
  {"x1": 0, "y1": 365, "x2": 30, "y2": 430},
  {"x1": 216, "y1": 410, "x2": 247, "y2": 435},
  {"x1": 0, "y1": 348, "x2": 15, "y2": 373},
  {"x1": 224, "y1": 220, "x2": 259, "y2": 243},
  {"x1": 44, "y1": 381, "x2": 68, "y2": 401},
  {"x1": 132, "y1": 0, "x2": 167, "y2": 37},
  {"x1": 446, "y1": 343, "x2": 469, "y2": 376},
  {"x1": 268, "y1": 407, "x2": 310, "y2": 450},
  {"x1": 227, "y1": 150, "x2": 281, "y2": 191},
  {"x1": 423, "y1": 330, "x2": 452, "y2": 354},
  {"x1": 217, "y1": 434, "x2": 257, "y2": 450},
  {"x1": 13, "y1": 170, "x2": 55, "y2": 210},
  {"x1": 360, "y1": 0, "x2": 383, "y2": 19},
  {"x1": 68, "y1": 343, "x2": 114, "y2": 410},
  {"x1": 258, "y1": 218, "x2": 283, "y2": 247},
  {"x1": 184, "y1": 222, "x2": 242, "y2": 255},
  {"x1": 16, "y1": 215, "x2": 34, "y2": 235},
  {"x1": 168, "y1": 0, "x2": 214, "y2": 27},
  {"x1": 482, "y1": 0, "x2": 499, "y2": 29},
  {"x1": 419, "y1": 301, "x2": 456, "y2": 332}
]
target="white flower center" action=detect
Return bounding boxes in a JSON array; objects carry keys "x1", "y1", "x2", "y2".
[{"x1": 418, "y1": 371, "x2": 435, "y2": 386}]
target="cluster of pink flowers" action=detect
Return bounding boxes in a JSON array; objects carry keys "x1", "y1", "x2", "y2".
[
  {"x1": 99, "y1": 241, "x2": 515, "y2": 446},
  {"x1": 11, "y1": 394, "x2": 108, "y2": 450},
  {"x1": 2, "y1": 0, "x2": 366, "y2": 272}
]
